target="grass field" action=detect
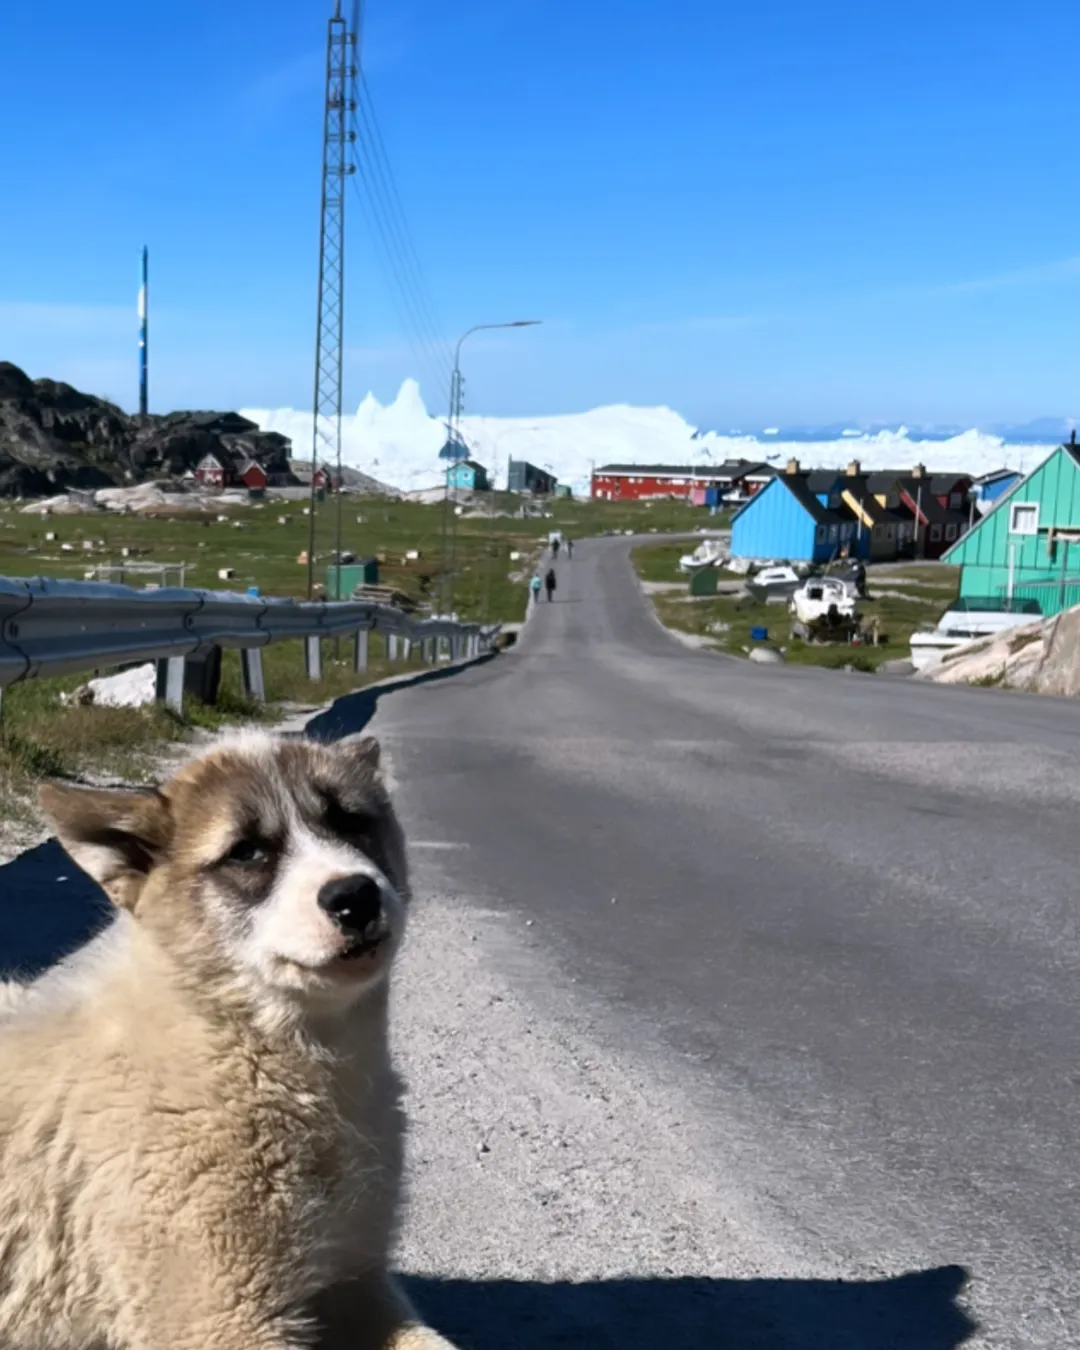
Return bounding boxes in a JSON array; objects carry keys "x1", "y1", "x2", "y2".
[
  {"x1": 0, "y1": 492, "x2": 712, "y2": 821},
  {"x1": 633, "y1": 544, "x2": 960, "y2": 672},
  {"x1": 0, "y1": 492, "x2": 711, "y2": 621}
]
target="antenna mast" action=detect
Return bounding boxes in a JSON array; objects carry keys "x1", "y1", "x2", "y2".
[{"x1": 307, "y1": 1, "x2": 358, "y2": 600}]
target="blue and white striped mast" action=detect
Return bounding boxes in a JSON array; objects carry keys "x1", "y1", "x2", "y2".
[{"x1": 138, "y1": 246, "x2": 149, "y2": 417}]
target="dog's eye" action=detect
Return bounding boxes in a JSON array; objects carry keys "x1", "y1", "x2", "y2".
[{"x1": 225, "y1": 840, "x2": 268, "y2": 866}]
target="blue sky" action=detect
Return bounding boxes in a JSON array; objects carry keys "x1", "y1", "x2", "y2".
[{"x1": 1, "y1": 0, "x2": 1078, "y2": 428}]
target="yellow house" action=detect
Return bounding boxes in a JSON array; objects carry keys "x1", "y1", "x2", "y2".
[{"x1": 838, "y1": 461, "x2": 916, "y2": 561}]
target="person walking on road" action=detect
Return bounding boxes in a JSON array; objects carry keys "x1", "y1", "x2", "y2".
[
  {"x1": 530, "y1": 573, "x2": 542, "y2": 605},
  {"x1": 566, "y1": 538, "x2": 574, "y2": 560},
  {"x1": 544, "y1": 567, "x2": 557, "y2": 602},
  {"x1": 551, "y1": 537, "x2": 561, "y2": 560}
]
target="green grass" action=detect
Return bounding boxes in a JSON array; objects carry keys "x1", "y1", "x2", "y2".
[
  {"x1": 0, "y1": 494, "x2": 715, "y2": 821},
  {"x1": 633, "y1": 545, "x2": 962, "y2": 672},
  {"x1": 632, "y1": 537, "x2": 738, "y2": 584},
  {"x1": 0, "y1": 492, "x2": 714, "y2": 622}
]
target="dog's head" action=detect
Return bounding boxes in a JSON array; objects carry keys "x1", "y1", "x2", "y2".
[{"x1": 38, "y1": 731, "x2": 408, "y2": 1017}]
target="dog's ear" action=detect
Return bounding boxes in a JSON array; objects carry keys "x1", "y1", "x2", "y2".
[
  {"x1": 332, "y1": 733, "x2": 381, "y2": 772},
  {"x1": 38, "y1": 783, "x2": 172, "y2": 910}
]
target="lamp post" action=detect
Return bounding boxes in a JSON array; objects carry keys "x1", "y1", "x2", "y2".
[{"x1": 440, "y1": 319, "x2": 541, "y2": 617}]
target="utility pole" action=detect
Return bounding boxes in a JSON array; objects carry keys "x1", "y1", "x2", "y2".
[{"x1": 307, "y1": 1, "x2": 358, "y2": 601}]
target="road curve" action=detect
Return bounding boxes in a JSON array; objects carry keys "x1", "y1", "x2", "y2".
[{"x1": 371, "y1": 535, "x2": 1079, "y2": 1348}]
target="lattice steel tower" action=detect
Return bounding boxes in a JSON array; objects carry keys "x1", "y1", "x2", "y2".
[{"x1": 307, "y1": 2, "x2": 359, "y2": 600}]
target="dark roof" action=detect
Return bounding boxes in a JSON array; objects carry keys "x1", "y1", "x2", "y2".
[
  {"x1": 928, "y1": 472, "x2": 971, "y2": 494},
  {"x1": 972, "y1": 467, "x2": 1020, "y2": 484},
  {"x1": 805, "y1": 469, "x2": 843, "y2": 494},
  {"x1": 863, "y1": 469, "x2": 910, "y2": 493},
  {"x1": 777, "y1": 473, "x2": 848, "y2": 525},
  {"x1": 456, "y1": 459, "x2": 487, "y2": 472}
]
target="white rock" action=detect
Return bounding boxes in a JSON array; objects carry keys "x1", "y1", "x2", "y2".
[{"x1": 84, "y1": 663, "x2": 157, "y2": 708}]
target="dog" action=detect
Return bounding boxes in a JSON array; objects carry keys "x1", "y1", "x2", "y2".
[{"x1": 0, "y1": 729, "x2": 458, "y2": 1350}]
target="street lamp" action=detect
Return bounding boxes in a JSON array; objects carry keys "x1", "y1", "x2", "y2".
[
  {"x1": 445, "y1": 320, "x2": 542, "y2": 455},
  {"x1": 440, "y1": 319, "x2": 541, "y2": 617}
]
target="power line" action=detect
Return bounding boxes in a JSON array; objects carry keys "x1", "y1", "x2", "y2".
[
  {"x1": 347, "y1": 84, "x2": 453, "y2": 411},
  {"x1": 356, "y1": 76, "x2": 453, "y2": 369}
]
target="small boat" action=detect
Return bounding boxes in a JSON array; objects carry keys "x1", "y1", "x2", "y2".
[
  {"x1": 909, "y1": 597, "x2": 1043, "y2": 670},
  {"x1": 744, "y1": 563, "x2": 807, "y2": 601},
  {"x1": 787, "y1": 575, "x2": 860, "y2": 640},
  {"x1": 678, "y1": 538, "x2": 728, "y2": 573}
]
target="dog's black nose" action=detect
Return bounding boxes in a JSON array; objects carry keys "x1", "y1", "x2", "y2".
[{"x1": 318, "y1": 874, "x2": 383, "y2": 935}]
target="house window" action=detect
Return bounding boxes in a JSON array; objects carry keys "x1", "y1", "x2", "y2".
[
  {"x1": 872, "y1": 524, "x2": 882, "y2": 539},
  {"x1": 1010, "y1": 502, "x2": 1039, "y2": 535},
  {"x1": 945, "y1": 523, "x2": 958, "y2": 542},
  {"x1": 950, "y1": 492, "x2": 962, "y2": 509},
  {"x1": 930, "y1": 524, "x2": 943, "y2": 543},
  {"x1": 828, "y1": 524, "x2": 839, "y2": 542},
  {"x1": 815, "y1": 525, "x2": 827, "y2": 543}
]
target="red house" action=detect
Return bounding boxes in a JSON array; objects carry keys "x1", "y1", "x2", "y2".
[
  {"x1": 313, "y1": 464, "x2": 339, "y2": 492},
  {"x1": 896, "y1": 468, "x2": 973, "y2": 560},
  {"x1": 590, "y1": 460, "x2": 771, "y2": 502},
  {"x1": 193, "y1": 452, "x2": 274, "y2": 492},
  {"x1": 193, "y1": 453, "x2": 228, "y2": 488},
  {"x1": 238, "y1": 459, "x2": 268, "y2": 491}
]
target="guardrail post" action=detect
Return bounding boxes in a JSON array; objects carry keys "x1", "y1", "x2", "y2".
[
  {"x1": 354, "y1": 629, "x2": 369, "y2": 673},
  {"x1": 240, "y1": 648, "x2": 265, "y2": 702},
  {"x1": 402, "y1": 637, "x2": 413, "y2": 661},
  {"x1": 387, "y1": 634, "x2": 399, "y2": 662},
  {"x1": 305, "y1": 636, "x2": 322, "y2": 681},
  {"x1": 422, "y1": 638, "x2": 434, "y2": 664},
  {"x1": 155, "y1": 657, "x2": 186, "y2": 715}
]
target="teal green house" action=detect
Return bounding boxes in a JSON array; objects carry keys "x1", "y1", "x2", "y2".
[{"x1": 944, "y1": 439, "x2": 1080, "y2": 615}]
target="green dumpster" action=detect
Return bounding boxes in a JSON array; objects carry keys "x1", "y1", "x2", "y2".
[
  {"x1": 325, "y1": 558, "x2": 379, "y2": 599},
  {"x1": 689, "y1": 567, "x2": 719, "y2": 597}
]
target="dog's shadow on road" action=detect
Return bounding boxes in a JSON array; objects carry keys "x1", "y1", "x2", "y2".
[
  {"x1": 302, "y1": 653, "x2": 499, "y2": 744},
  {"x1": 0, "y1": 838, "x2": 111, "y2": 980},
  {"x1": 404, "y1": 1265, "x2": 975, "y2": 1349}
]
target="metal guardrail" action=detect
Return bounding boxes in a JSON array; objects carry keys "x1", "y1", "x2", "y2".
[{"x1": 0, "y1": 576, "x2": 495, "y2": 713}]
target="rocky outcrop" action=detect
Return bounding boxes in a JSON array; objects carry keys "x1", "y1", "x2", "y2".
[
  {"x1": 0, "y1": 362, "x2": 294, "y2": 497},
  {"x1": 917, "y1": 604, "x2": 1080, "y2": 694}
]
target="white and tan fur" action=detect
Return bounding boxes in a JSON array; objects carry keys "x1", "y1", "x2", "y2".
[{"x1": 0, "y1": 729, "x2": 457, "y2": 1350}]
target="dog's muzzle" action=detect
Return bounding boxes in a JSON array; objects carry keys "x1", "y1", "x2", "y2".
[{"x1": 317, "y1": 874, "x2": 389, "y2": 957}]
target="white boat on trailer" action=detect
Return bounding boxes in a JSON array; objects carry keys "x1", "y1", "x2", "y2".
[{"x1": 909, "y1": 597, "x2": 1043, "y2": 671}]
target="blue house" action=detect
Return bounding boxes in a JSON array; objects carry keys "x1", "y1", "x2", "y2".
[
  {"x1": 970, "y1": 468, "x2": 1021, "y2": 516},
  {"x1": 445, "y1": 459, "x2": 490, "y2": 492},
  {"x1": 730, "y1": 461, "x2": 860, "y2": 562}
]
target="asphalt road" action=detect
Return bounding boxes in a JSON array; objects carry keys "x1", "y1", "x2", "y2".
[
  {"x1": 2, "y1": 535, "x2": 1077, "y2": 1348},
  {"x1": 366, "y1": 536, "x2": 1078, "y2": 1348}
]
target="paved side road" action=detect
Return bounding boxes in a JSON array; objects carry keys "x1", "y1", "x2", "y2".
[{"x1": 2, "y1": 535, "x2": 1077, "y2": 1347}]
